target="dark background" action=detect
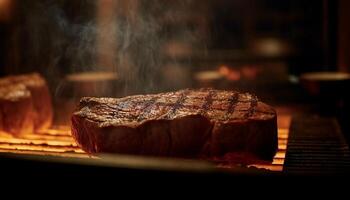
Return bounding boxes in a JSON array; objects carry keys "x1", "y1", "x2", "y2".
[
  {"x1": 0, "y1": 0, "x2": 349, "y2": 128},
  {"x1": 0, "y1": 0, "x2": 345, "y2": 77}
]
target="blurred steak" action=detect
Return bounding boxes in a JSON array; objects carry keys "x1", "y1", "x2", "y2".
[
  {"x1": 72, "y1": 88, "x2": 277, "y2": 160},
  {"x1": 0, "y1": 84, "x2": 34, "y2": 136},
  {"x1": 9, "y1": 73, "x2": 53, "y2": 130},
  {"x1": 0, "y1": 73, "x2": 53, "y2": 135}
]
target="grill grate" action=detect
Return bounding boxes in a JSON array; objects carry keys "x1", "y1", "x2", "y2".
[
  {"x1": 283, "y1": 115, "x2": 350, "y2": 174},
  {"x1": 248, "y1": 128, "x2": 287, "y2": 171},
  {"x1": 0, "y1": 126, "x2": 90, "y2": 158},
  {"x1": 0, "y1": 125, "x2": 287, "y2": 171}
]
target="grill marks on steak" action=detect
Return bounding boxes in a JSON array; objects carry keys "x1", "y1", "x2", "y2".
[
  {"x1": 76, "y1": 88, "x2": 274, "y2": 128},
  {"x1": 166, "y1": 89, "x2": 190, "y2": 119},
  {"x1": 220, "y1": 92, "x2": 239, "y2": 121},
  {"x1": 72, "y1": 89, "x2": 277, "y2": 160},
  {"x1": 137, "y1": 96, "x2": 160, "y2": 122}
]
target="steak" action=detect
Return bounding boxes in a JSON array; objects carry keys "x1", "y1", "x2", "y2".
[
  {"x1": 9, "y1": 73, "x2": 53, "y2": 130},
  {"x1": 71, "y1": 88, "x2": 277, "y2": 161},
  {"x1": 0, "y1": 84, "x2": 34, "y2": 136},
  {"x1": 0, "y1": 73, "x2": 53, "y2": 135}
]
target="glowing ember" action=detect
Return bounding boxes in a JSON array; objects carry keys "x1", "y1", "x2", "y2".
[
  {"x1": 241, "y1": 65, "x2": 259, "y2": 80},
  {"x1": 218, "y1": 65, "x2": 241, "y2": 81}
]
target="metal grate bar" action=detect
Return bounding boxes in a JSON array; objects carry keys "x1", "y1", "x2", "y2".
[
  {"x1": 0, "y1": 126, "x2": 287, "y2": 171},
  {"x1": 283, "y1": 115, "x2": 350, "y2": 174}
]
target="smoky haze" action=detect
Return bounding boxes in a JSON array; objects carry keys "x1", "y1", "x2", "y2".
[{"x1": 14, "y1": 0, "x2": 206, "y2": 98}]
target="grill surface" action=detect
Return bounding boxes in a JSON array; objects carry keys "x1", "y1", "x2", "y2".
[
  {"x1": 0, "y1": 126, "x2": 89, "y2": 158},
  {"x1": 284, "y1": 115, "x2": 350, "y2": 174},
  {"x1": 0, "y1": 125, "x2": 288, "y2": 171}
]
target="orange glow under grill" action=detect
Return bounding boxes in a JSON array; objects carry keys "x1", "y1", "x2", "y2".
[
  {"x1": 0, "y1": 113, "x2": 290, "y2": 171},
  {"x1": 0, "y1": 128, "x2": 289, "y2": 172},
  {"x1": 248, "y1": 128, "x2": 288, "y2": 171},
  {"x1": 0, "y1": 127, "x2": 89, "y2": 157}
]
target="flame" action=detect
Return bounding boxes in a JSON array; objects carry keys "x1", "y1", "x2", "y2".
[
  {"x1": 218, "y1": 65, "x2": 241, "y2": 81},
  {"x1": 241, "y1": 65, "x2": 259, "y2": 80}
]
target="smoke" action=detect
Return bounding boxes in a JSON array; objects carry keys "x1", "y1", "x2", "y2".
[
  {"x1": 17, "y1": 0, "x2": 205, "y2": 97},
  {"x1": 111, "y1": 0, "x2": 206, "y2": 94},
  {"x1": 16, "y1": 0, "x2": 98, "y2": 85},
  {"x1": 114, "y1": 1, "x2": 164, "y2": 94}
]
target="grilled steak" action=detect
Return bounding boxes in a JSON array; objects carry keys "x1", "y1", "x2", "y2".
[
  {"x1": 0, "y1": 73, "x2": 53, "y2": 135},
  {"x1": 72, "y1": 88, "x2": 277, "y2": 160},
  {"x1": 0, "y1": 84, "x2": 34, "y2": 136},
  {"x1": 9, "y1": 73, "x2": 53, "y2": 130}
]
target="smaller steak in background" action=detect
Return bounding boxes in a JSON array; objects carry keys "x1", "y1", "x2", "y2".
[
  {"x1": 0, "y1": 73, "x2": 53, "y2": 136},
  {"x1": 9, "y1": 73, "x2": 53, "y2": 130},
  {"x1": 0, "y1": 84, "x2": 34, "y2": 136}
]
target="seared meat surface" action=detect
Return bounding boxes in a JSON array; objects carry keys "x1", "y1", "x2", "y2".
[
  {"x1": 72, "y1": 88, "x2": 277, "y2": 160},
  {"x1": 0, "y1": 73, "x2": 53, "y2": 136},
  {"x1": 9, "y1": 73, "x2": 53, "y2": 131},
  {"x1": 0, "y1": 84, "x2": 34, "y2": 136}
]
